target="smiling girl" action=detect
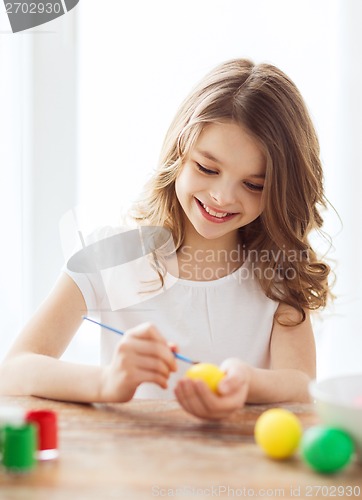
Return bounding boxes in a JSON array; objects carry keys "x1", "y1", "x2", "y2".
[{"x1": 0, "y1": 59, "x2": 331, "y2": 420}]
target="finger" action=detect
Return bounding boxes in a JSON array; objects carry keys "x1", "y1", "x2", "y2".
[
  {"x1": 168, "y1": 342, "x2": 179, "y2": 353},
  {"x1": 218, "y1": 359, "x2": 249, "y2": 395},
  {"x1": 217, "y1": 375, "x2": 244, "y2": 396},
  {"x1": 121, "y1": 336, "x2": 177, "y2": 372},
  {"x1": 123, "y1": 368, "x2": 172, "y2": 389},
  {"x1": 192, "y1": 379, "x2": 227, "y2": 411},
  {"x1": 126, "y1": 322, "x2": 167, "y2": 344},
  {"x1": 199, "y1": 377, "x2": 247, "y2": 408},
  {"x1": 219, "y1": 357, "x2": 240, "y2": 371},
  {"x1": 176, "y1": 379, "x2": 213, "y2": 418},
  {"x1": 189, "y1": 379, "x2": 246, "y2": 418},
  {"x1": 133, "y1": 353, "x2": 175, "y2": 379},
  {"x1": 174, "y1": 379, "x2": 199, "y2": 413},
  {"x1": 125, "y1": 325, "x2": 178, "y2": 371}
]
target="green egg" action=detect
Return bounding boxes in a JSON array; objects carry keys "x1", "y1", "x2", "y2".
[{"x1": 301, "y1": 426, "x2": 354, "y2": 474}]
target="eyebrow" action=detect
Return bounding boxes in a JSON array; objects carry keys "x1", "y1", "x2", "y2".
[
  {"x1": 249, "y1": 173, "x2": 266, "y2": 179},
  {"x1": 196, "y1": 149, "x2": 266, "y2": 179},
  {"x1": 196, "y1": 149, "x2": 221, "y2": 164}
]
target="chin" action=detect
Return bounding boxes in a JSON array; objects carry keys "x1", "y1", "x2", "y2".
[{"x1": 194, "y1": 225, "x2": 235, "y2": 241}]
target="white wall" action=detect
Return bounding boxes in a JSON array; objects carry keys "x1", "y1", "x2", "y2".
[
  {"x1": 78, "y1": 0, "x2": 361, "y2": 378},
  {"x1": 77, "y1": 0, "x2": 340, "y2": 223},
  {"x1": 29, "y1": 15, "x2": 78, "y2": 314},
  {"x1": 314, "y1": 0, "x2": 362, "y2": 377},
  {"x1": 1, "y1": 0, "x2": 361, "y2": 378}
]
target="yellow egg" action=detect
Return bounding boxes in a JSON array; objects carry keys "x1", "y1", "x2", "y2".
[
  {"x1": 254, "y1": 408, "x2": 302, "y2": 459},
  {"x1": 185, "y1": 363, "x2": 225, "y2": 393}
]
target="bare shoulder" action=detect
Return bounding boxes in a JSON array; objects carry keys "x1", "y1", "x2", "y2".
[{"x1": 4, "y1": 273, "x2": 86, "y2": 360}]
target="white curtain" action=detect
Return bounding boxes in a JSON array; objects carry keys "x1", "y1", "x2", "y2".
[
  {"x1": 0, "y1": 10, "x2": 79, "y2": 358},
  {"x1": 0, "y1": 24, "x2": 30, "y2": 357}
]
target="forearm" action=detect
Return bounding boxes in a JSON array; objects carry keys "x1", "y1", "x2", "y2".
[
  {"x1": 0, "y1": 353, "x2": 103, "y2": 403},
  {"x1": 246, "y1": 367, "x2": 312, "y2": 404}
]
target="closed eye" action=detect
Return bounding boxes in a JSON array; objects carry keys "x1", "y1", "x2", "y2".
[
  {"x1": 244, "y1": 182, "x2": 264, "y2": 192},
  {"x1": 196, "y1": 163, "x2": 218, "y2": 175}
]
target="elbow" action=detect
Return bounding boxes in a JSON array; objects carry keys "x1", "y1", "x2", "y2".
[
  {"x1": 0, "y1": 360, "x2": 14, "y2": 395},
  {"x1": 0, "y1": 355, "x2": 30, "y2": 396}
]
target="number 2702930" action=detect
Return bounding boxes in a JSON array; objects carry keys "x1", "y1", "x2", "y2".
[{"x1": 5, "y1": 3, "x2": 62, "y2": 14}]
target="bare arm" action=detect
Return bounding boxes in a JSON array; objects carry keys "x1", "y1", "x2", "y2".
[
  {"x1": 0, "y1": 273, "x2": 176, "y2": 403},
  {"x1": 246, "y1": 303, "x2": 316, "y2": 403},
  {"x1": 0, "y1": 273, "x2": 103, "y2": 402}
]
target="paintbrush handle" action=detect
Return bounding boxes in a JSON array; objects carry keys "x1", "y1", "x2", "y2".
[
  {"x1": 172, "y1": 352, "x2": 196, "y2": 364},
  {"x1": 83, "y1": 316, "x2": 124, "y2": 336},
  {"x1": 83, "y1": 316, "x2": 197, "y2": 364}
]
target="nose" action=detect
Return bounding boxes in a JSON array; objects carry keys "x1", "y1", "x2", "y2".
[{"x1": 210, "y1": 181, "x2": 239, "y2": 208}]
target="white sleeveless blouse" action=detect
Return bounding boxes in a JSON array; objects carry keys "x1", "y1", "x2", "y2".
[{"x1": 64, "y1": 226, "x2": 279, "y2": 399}]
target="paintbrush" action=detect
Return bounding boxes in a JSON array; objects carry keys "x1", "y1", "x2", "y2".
[{"x1": 83, "y1": 316, "x2": 198, "y2": 364}]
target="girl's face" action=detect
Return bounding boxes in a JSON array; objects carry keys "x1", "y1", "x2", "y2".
[{"x1": 175, "y1": 121, "x2": 266, "y2": 249}]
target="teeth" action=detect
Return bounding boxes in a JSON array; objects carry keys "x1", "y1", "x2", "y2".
[{"x1": 202, "y1": 203, "x2": 229, "y2": 218}]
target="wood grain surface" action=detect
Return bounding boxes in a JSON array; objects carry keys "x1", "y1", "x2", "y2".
[{"x1": 0, "y1": 397, "x2": 361, "y2": 499}]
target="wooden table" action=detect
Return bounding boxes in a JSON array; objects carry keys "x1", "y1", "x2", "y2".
[{"x1": 0, "y1": 397, "x2": 361, "y2": 499}]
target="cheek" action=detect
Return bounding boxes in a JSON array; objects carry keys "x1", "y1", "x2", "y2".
[
  {"x1": 244, "y1": 193, "x2": 264, "y2": 216},
  {"x1": 255, "y1": 200, "x2": 264, "y2": 217},
  {"x1": 174, "y1": 174, "x2": 183, "y2": 201},
  {"x1": 175, "y1": 170, "x2": 189, "y2": 205},
  {"x1": 175, "y1": 167, "x2": 199, "y2": 199}
]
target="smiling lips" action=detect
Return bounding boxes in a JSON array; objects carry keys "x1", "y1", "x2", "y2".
[{"x1": 195, "y1": 197, "x2": 238, "y2": 223}]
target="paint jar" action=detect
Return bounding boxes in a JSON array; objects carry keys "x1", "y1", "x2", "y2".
[
  {"x1": 26, "y1": 409, "x2": 58, "y2": 460},
  {"x1": 0, "y1": 405, "x2": 26, "y2": 460},
  {"x1": 3, "y1": 423, "x2": 37, "y2": 473}
]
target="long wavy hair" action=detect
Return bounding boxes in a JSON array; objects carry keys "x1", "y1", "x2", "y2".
[{"x1": 129, "y1": 58, "x2": 332, "y2": 324}]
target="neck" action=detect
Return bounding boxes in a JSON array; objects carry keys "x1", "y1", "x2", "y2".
[
  {"x1": 181, "y1": 217, "x2": 241, "y2": 253},
  {"x1": 176, "y1": 221, "x2": 244, "y2": 281}
]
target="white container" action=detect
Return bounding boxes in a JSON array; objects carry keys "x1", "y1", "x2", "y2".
[{"x1": 309, "y1": 373, "x2": 362, "y2": 463}]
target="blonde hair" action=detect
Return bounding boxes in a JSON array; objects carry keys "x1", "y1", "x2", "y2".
[{"x1": 130, "y1": 58, "x2": 331, "y2": 324}]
